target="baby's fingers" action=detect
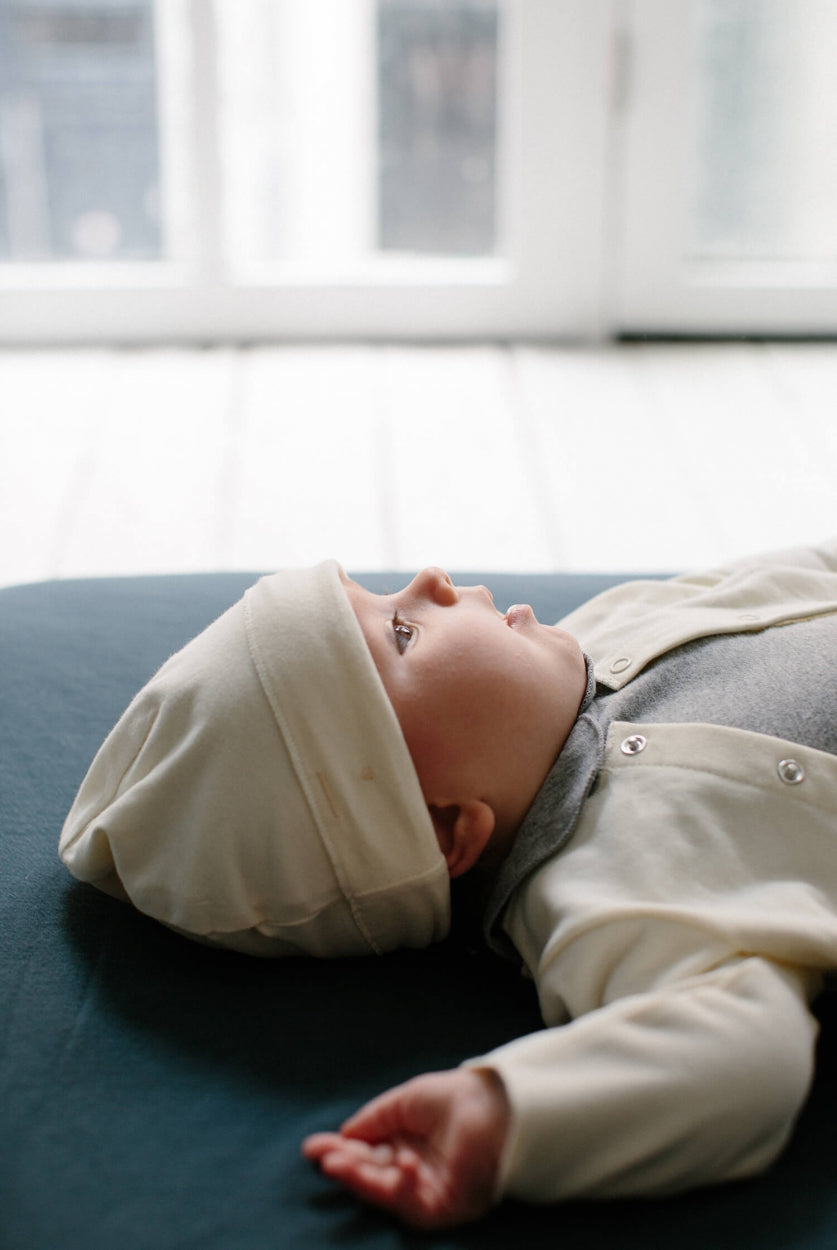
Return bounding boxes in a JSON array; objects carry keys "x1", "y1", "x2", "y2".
[
  {"x1": 305, "y1": 1138, "x2": 406, "y2": 1200},
  {"x1": 340, "y1": 1083, "x2": 412, "y2": 1141},
  {"x1": 315, "y1": 1143, "x2": 440, "y2": 1228},
  {"x1": 301, "y1": 1131, "x2": 350, "y2": 1160},
  {"x1": 303, "y1": 1134, "x2": 396, "y2": 1174}
]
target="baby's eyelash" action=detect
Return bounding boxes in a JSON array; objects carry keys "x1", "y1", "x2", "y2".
[{"x1": 391, "y1": 611, "x2": 415, "y2": 654}]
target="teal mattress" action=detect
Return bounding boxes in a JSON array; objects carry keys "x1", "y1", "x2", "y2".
[{"x1": 2, "y1": 571, "x2": 835, "y2": 1249}]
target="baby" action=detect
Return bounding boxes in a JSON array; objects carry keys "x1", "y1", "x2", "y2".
[{"x1": 61, "y1": 543, "x2": 837, "y2": 1229}]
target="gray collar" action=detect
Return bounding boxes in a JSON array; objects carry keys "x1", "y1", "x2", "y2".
[{"x1": 482, "y1": 655, "x2": 603, "y2": 960}]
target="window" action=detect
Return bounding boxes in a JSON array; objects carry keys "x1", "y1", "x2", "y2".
[
  {"x1": 0, "y1": 0, "x2": 611, "y2": 340},
  {"x1": 0, "y1": 0, "x2": 160, "y2": 262},
  {"x1": 694, "y1": 0, "x2": 837, "y2": 263},
  {"x1": 616, "y1": 0, "x2": 837, "y2": 334},
  {"x1": 378, "y1": 0, "x2": 498, "y2": 256},
  {"x1": 2, "y1": 0, "x2": 836, "y2": 342},
  {"x1": 216, "y1": 0, "x2": 501, "y2": 269}
]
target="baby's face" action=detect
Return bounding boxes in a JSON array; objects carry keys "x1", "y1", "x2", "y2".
[{"x1": 341, "y1": 568, "x2": 587, "y2": 838}]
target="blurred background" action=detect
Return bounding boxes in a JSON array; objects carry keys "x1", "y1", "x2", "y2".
[{"x1": 1, "y1": 0, "x2": 836, "y2": 586}]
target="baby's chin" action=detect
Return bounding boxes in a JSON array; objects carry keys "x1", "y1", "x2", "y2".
[
  {"x1": 551, "y1": 629, "x2": 588, "y2": 706},
  {"x1": 544, "y1": 622, "x2": 583, "y2": 657}
]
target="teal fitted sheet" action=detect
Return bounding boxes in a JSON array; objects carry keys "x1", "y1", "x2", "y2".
[{"x1": 2, "y1": 571, "x2": 835, "y2": 1250}]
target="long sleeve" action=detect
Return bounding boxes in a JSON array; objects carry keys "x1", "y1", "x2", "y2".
[
  {"x1": 471, "y1": 546, "x2": 837, "y2": 1204},
  {"x1": 471, "y1": 956, "x2": 818, "y2": 1203},
  {"x1": 466, "y1": 715, "x2": 837, "y2": 1204}
]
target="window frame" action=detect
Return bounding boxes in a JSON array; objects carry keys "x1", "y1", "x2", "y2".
[
  {"x1": 615, "y1": 0, "x2": 837, "y2": 337},
  {"x1": 0, "y1": 0, "x2": 615, "y2": 343}
]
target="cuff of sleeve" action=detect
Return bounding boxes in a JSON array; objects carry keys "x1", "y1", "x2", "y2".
[{"x1": 459, "y1": 1059, "x2": 520, "y2": 1205}]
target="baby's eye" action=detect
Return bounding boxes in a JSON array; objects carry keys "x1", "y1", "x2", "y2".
[{"x1": 392, "y1": 612, "x2": 415, "y2": 654}]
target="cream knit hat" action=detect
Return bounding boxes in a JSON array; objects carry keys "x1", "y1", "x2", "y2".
[{"x1": 59, "y1": 561, "x2": 450, "y2": 957}]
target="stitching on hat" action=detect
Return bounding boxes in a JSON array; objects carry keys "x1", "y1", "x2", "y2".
[{"x1": 316, "y1": 771, "x2": 340, "y2": 819}]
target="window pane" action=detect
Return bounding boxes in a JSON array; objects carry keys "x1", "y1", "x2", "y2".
[
  {"x1": 0, "y1": 0, "x2": 161, "y2": 262},
  {"x1": 216, "y1": 0, "x2": 500, "y2": 274},
  {"x1": 694, "y1": 0, "x2": 837, "y2": 261},
  {"x1": 377, "y1": 0, "x2": 498, "y2": 256}
]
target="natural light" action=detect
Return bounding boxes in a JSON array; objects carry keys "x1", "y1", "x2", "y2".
[{"x1": 3, "y1": 0, "x2": 837, "y2": 342}]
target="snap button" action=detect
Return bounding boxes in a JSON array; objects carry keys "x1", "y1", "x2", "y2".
[
  {"x1": 777, "y1": 758, "x2": 805, "y2": 785},
  {"x1": 621, "y1": 734, "x2": 647, "y2": 756},
  {"x1": 738, "y1": 613, "x2": 760, "y2": 623},
  {"x1": 610, "y1": 657, "x2": 631, "y2": 674}
]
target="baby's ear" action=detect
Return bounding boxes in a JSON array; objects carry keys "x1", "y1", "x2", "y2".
[{"x1": 428, "y1": 800, "x2": 495, "y2": 878}]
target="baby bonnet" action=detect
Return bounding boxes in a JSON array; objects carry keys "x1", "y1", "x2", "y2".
[{"x1": 59, "y1": 560, "x2": 450, "y2": 957}]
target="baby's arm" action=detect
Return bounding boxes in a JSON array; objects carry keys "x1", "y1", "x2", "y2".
[
  {"x1": 304, "y1": 956, "x2": 817, "y2": 1224},
  {"x1": 481, "y1": 955, "x2": 817, "y2": 1202},
  {"x1": 302, "y1": 1068, "x2": 510, "y2": 1229}
]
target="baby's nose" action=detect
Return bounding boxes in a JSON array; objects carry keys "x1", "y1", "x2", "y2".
[{"x1": 411, "y1": 566, "x2": 457, "y2": 604}]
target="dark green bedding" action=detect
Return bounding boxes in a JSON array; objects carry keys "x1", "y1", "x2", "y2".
[{"x1": 2, "y1": 571, "x2": 835, "y2": 1250}]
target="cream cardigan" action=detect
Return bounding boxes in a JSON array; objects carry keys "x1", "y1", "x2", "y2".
[{"x1": 473, "y1": 540, "x2": 837, "y2": 1202}]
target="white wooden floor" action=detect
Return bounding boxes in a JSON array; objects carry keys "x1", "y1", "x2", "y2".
[{"x1": 1, "y1": 341, "x2": 835, "y2": 588}]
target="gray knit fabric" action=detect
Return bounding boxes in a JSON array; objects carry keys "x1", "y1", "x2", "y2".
[{"x1": 601, "y1": 616, "x2": 837, "y2": 754}]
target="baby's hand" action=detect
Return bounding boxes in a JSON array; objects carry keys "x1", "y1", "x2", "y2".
[{"x1": 302, "y1": 1067, "x2": 510, "y2": 1229}]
